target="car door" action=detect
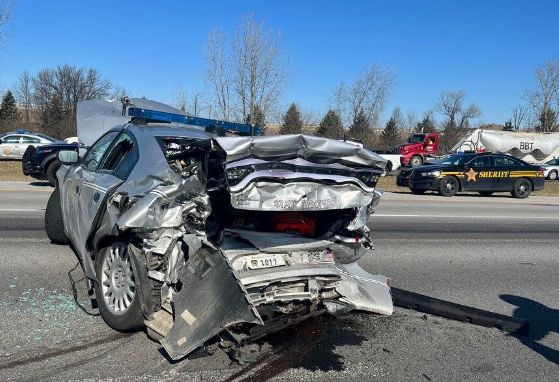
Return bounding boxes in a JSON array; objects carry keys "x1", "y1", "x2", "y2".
[
  {"x1": 461, "y1": 156, "x2": 492, "y2": 191},
  {"x1": 76, "y1": 131, "x2": 138, "y2": 258},
  {"x1": 0, "y1": 135, "x2": 22, "y2": 158},
  {"x1": 66, "y1": 131, "x2": 120, "y2": 256},
  {"x1": 492, "y1": 155, "x2": 520, "y2": 191}
]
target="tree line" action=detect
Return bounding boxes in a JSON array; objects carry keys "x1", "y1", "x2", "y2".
[{"x1": 1, "y1": 9, "x2": 558, "y2": 148}]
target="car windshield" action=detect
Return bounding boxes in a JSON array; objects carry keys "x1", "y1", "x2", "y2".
[
  {"x1": 439, "y1": 154, "x2": 474, "y2": 166},
  {"x1": 409, "y1": 134, "x2": 425, "y2": 144},
  {"x1": 546, "y1": 159, "x2": 558, "y2": 165}
]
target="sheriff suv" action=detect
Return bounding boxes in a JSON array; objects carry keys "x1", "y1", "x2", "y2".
[{"x1": 406, "y1": 152, "x2": 544, "y2": 198}]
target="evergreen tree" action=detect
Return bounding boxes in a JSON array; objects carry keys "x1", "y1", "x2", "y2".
[
  {"x1": 279, "y1": 103, "x2": 303, "y2": 134},
  {"x1": 245, "y1": 104, "x2": 266, "y2": 133},
  {"x1": 415, "y1": 116, "x2": 437, "y2": 133},
  {"x1": 381, "y1": 116, "x2": 400, "y2": 149},
  {"x1": 503, "y1": 119, "x2": 514, "y2": 131},
  {"x1": 0, "y1": 91, "x2": 18, "y2": 121},
  {"x1": 349, "y1": 109, "x2": 370, "y2": 141},
  {"x1": 316, "y1": 109, "x2": 344, "y2": 139}
]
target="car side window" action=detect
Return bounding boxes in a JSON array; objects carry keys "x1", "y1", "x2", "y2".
[
  {"x1": 2, "y1": 135, "x2": 21, "y2": 144},
  {"x1": 22, "y1": 136, "x2": 41, "y2": 143},
  {"x1": 98, "y1": 132, "x2": 138, "y2": 179},
  {"x1": 81, "y1": 131, "x2": 119, "y2": 172},
  {"x1": 494, "y1": 156, "x2": 517, "y2": 167},
  {"x1": 468, "y1": 156, "x2": 491, "y2": 167}
]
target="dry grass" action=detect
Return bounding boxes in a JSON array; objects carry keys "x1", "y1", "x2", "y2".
[
  {"x1": 1, "y1": 160, "x2": 558, "y2": 196},
  {"x1": 377, "y1": 174, "x2": 559, "y2": 197},
  {"x1": 0, "y1": 160, "x2": 31, "y2": 182}
]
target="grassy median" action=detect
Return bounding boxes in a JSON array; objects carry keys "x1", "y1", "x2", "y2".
[{"x1": 1, "y1": 160, "x2": 558, "y2": 196}]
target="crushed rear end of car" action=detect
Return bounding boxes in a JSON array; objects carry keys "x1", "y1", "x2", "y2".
[{"x1": 109, "y1": 134, "x2": 392, "y2": 360}]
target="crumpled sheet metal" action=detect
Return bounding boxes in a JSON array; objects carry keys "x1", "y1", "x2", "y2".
[
  {"x1": 161, "y1": 248, "x2": 263, "y2": 360},
  {"x1": 116, "y1": 172, "x2": 210, "y2": 230},
  {"x1": 335, "y1": 262, "x2": 393, "y2": 316},
  {"x1": 216, "y1": 134, "x2": 387, "y2": 168},
  {"x1": 230, "y1": 181, "x2": 374, "y2": 211}
]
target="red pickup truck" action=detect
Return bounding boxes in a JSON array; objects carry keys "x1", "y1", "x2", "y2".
[{"x1": 394, "y1": 133, "x2": 439, "y2": 167}]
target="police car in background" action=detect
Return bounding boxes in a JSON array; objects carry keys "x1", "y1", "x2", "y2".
[
  {"x1": 0, "y1": 129, "x2": 57, "y2": 159},
  {"x1": 403, "y1": 152, "x2": 545, "y2": 198}
]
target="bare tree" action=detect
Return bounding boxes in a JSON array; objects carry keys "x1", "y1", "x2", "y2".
[
  {"x1": 232, "y1": 13, "x2": 290, "y2": 124},
  {"x1": 332, "y1": 63, "x2": 396, "y2": 127},
  {"x1": 110, "y1": 85, "x2": 129, "y2": 100},
  {"x1": 14, "y1": 69, "x2": 33, "y2": 123},
  {"x1": 436, "y1": 90, "x2": 482, "y2": 152},
  {"x1": 524, "y1": 58, "x2": 559, "y2": 132},
  {"x1": 32, "y1": 64, "x2": 111, "y2": 138},
  {"x1": 172, "y1": 83, "x2": 187, "y2": 112},
  {"x1": 511, "y1": 104, "x2": 527, "y2": 131},
  {"x1": 202, "y1": 28, "x2": 232, "y2": 120},
  {"x1": 436, "y1": 90, "x2": 481, "y2": 130}
]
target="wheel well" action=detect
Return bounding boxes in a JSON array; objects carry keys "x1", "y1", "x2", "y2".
[
  {"x1": 442, "y1": 175, "x2": 462, "y2": 191},
  {"x1": 94, "y1": 235, "x2": 120, "y2": 262}
]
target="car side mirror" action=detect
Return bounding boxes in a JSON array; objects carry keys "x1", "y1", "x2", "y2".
[{"x1": 58, "y1": 150, "x2": 79, "y2": 164}]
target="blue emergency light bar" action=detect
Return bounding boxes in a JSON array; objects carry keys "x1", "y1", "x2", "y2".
[{"x1": 126, "y1": 107, "x2": 261, "y2": 136}]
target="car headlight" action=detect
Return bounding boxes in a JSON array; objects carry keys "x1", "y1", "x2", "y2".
[
  {"x1": 420, "y1": 170, "x2": 441, "y2": 177},
  {"x1": 226, "y1": 166, "x2": 252, "y2": 181}
]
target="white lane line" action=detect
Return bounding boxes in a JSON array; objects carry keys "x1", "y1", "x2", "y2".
[
  {"x1": 373, "y1": 214, "x2": 557, "y2": 219},
  {"x1": 0, "y1": 238, "x2": 50, "y2": 242},
  {"x1": 0, "y1": 208, "x2": 44, "y2": 212}
]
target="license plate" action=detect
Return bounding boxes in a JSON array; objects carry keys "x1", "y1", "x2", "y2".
[{"x1": 246, "y1": 254, "x2": 286, "y2": 270}]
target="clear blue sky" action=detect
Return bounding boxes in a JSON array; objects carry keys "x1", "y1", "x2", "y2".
[{"x1": 1, "y1": 0, "x2": 558, "y2": 125}]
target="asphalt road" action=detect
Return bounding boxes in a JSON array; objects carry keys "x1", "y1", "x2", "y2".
[{"x1": 1, "y1": 181, "x2": 558, "y2": 381}]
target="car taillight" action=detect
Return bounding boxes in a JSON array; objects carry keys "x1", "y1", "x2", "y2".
[
  {"x1": 271, "y1": 212, "x2": 316, "y2": 236},
  {"x1": 386, "y1": 278, "x2": 392, "y2": 288}
]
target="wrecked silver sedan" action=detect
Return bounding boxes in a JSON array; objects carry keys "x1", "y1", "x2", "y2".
[{"x1": 45, "y1": 123, "x2": 393, "y2": 360}]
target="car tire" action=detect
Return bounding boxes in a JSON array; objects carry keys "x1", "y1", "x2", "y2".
[
  {"x1": 438, "y1": 176, "x2": 459, "y2": 197},
  {"x1": 410, "y1": 187, "x2": 426, "y2": 195},
  {"x1": 548, "y1": 170, "x2": 558, "y2": 180},
  {"x1": 44, "y1": 187, "x2": 69, "y2": 244},
  {"x1": 511, "y1": 178, "x2": 532, "y2": 199},
  {"x1": 45, "y1": 160, "x2": 61, "y2": 187},
  {"x1": 478, "y1": 191, "x2": 493, "y2": 196},
  {"x1": 95, "y1": 241, "x2": 144, "y2": 332},
  {"x1": 410, "y1": 155, "x2": 423, "y2": 167}
]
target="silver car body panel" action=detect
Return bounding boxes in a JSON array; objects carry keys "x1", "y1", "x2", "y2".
[{"x1": 56, "y1": 121, "x2": 392, "y2": 361}]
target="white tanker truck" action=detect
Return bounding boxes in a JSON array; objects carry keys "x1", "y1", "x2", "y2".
[{"x1": 452, "y1": 129, "x2": 559, "y2": 164}]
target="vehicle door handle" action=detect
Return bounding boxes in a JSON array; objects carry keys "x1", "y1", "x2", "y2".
[{"x1": 93, "y1": 192, "x2": 100, "y2": 203}]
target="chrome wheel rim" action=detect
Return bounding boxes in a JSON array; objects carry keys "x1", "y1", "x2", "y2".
[
  {"x1": 444, "y1": 179, "x2": 456, "y2": 192},
  {"x1": 101, "y1": 243, "x2": 135, "y2": 315},
  {"x1": 517, "y1": 182, "x2": 529, "y2": 196}
]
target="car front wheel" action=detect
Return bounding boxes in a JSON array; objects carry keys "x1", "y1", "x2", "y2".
[
  {"x1": 438, "y1": 176, "x2": 458, "y2": 197},
  {"x1": 44, "y1": 187, "x2": 69, "y2": 244},
  {"x1": 548, "y1": 170, "x2": 558, "y2": 180},
  {"x1": 95, "y1": 241, "x2": 144, "y2": 332},
  {"x1": 511, "y1": 178, "x2": 532, "y2": 199}
]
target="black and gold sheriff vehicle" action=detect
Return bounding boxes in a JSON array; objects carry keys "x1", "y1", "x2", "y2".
[{"x1": 406, "y1": 152, "x2": 545, "y2": 198}]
